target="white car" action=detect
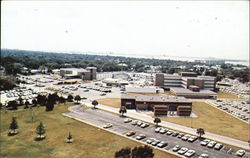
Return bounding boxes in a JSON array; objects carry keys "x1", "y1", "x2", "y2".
[
  {"x1": 102, "y1": 123, "x2": 112, "y2": 128},
  {"x1": 236, "y1": 150, "x2": 245, "y2": 157},
  {"x1": 157, "y1": 141, "x2": 168, "y2": 148},
  {"x1": 155, "y1": 127, "x2": 162, "y2": 133},
  {"x1": 188, "y1": 136, "x2": 197, "y2": 142},
  {"x1": 178, "y1": 147, "x2": 188, "y2": 155},
  {"x1": 200, "y1": 139, "x2": 210, "y2": 146},
  {"x1": 181, "y1": 134, "x2": 191, "y2": 141},
  {"x1": 146, "y1": 138, "x2": 156, "y2": 144},
  {"x1": 207, "y1": 141, "x2": 216, "y2": 148},
  {"x1": 198, "y1": 153, "x2": 209, "y2": 158},
  {"x1": 124, "y1": 118, "x2": 132, "y2": 123},
  {"x1": 172, "y1": 145, "x2": 181, "y2": 152},
  {"x1": 184, "y1": 149, "x2": 195, "y2": 157},
  {"x1": 214, "y1": 143, "x2": 223, "y2": 150},
  {"x1": 159, "y1": 128, "x2": 167, "y2": 134}
]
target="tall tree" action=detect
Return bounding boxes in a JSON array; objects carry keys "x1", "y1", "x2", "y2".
[
  {"x1": 119, "y1": 106, "x2": 127, "y2": 117},
  {"x1": 7, "y1": 100, "x2": 18, "y2": 110},
  {"x1": 66, "y1": 132, "x2": 73, "y2": 143},
  {"x1": 74, "y1": 95, "x2": 81, "y2": 103},
  {"x1": 153, "y1": 118, "x2": 161, "y2": 127},
  {"x1": 114, "y1": 147, "x2": 131, "y2": 158},
  {"x1": 67, "y1": 95, "x2": 74, "y2": 102},
  {"x1": 9, "y1": 117, "x2": 19, "y2": 135},
  {"x1": 196, "y1": 128, "x2": 205, "y2": 138},
  {"x1": 24, "y1": 100, "x2": 30, "y2": 109},
  {"x1": 92, "y1": 100, "x2": 98, "y2": 109},
  {"x1": 32, "y1": 99, "x2": 38, "y2": 107},
  {"x1": 36, "y1": 122, "x2": 46, "y2": 139},
  {"x1": 45, "y1": 101, "x2": 54, "y2": 112},
  {"x1": 131, "y1": 145, "x2": 154, "y2": 158},
  {"x1": 18, "y1": 96, "x2": 23, "y2": 106}
]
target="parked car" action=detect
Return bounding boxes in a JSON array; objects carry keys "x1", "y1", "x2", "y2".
[
  {"x1": 188, "y1": 136, "x2": 197, "y2": 142},
  {"x1": 103, "y1": 123, "x2": 112, "y2": 128},
  {"x1": 178, "y1": 147, "x2": 188, "y2": 155},
  {"x1": 236, "y1": 150, "x2": 245, "y2": 157},
  {"x1": 166, "y1": 130, "x2": 173, "y2": 135},
  {"x1": 181, "y1": 134, "x2": 191, "y2": 141},
  {"x1": 124, "y1": 118, "x2": 132, "y2": 123},
  {"x1": 132, "y1": 120, "x2": 138, "y2": 125},
  {"x1": 146, "y1": 138, "x2": 156, "y2": 144},
  {"x1": 136, "y1": 121, "x2": 143, "y2": 126},
  {"x1": 184, "y1": 149, "x2": 195, "y2": 157},
  {"x1": 214, "y1": 143, "x2": 223, "y2": 150},
  {"x1": 159, "y1": 128, "x2": 167, "y2": 134},
  {"x1": 172, "y1": 132, "x2": 179, "y2": 137},
  {"x1": 155, "y1": 127, "x2": 162, "y2": 133},
  {"x1": 200, "y1": 139, "x2": 210, "y2": 146},
  {"x1": 140, "y1": 123, "x2": 149, "y2": 128},
  {"x1": 126, "y1": 131, "x2": 136, "y2": 136},
  {"x1": 198, "y1": 153, "x2": 209, "y2": 158},
  {"x1": 177, "y1": 133, "x2": 185, "y2": 138},
  {"x1": 207, "y1": 141, "x2": 216, "y2": 148},
  {"x1": 151, "y1": 139, "x2": 161, "y2": 146},
  {"x1": 136, "y1": 134, "x2": 146, "y2": 140},
  {"x1": 157, "y1": 141, "x2": 168, "y2": 148},
  {"x1": 172, "y1": 145, "x2": 181, "y2": 152}
]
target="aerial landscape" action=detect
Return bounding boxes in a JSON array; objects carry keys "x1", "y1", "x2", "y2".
[{"x1": 1, "y1": 1, "x2": 249, "y2": 158}]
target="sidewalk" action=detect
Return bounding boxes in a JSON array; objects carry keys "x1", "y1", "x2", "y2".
[{"x1": 82, "y1": 101, "x2": 249, "y2": 150}]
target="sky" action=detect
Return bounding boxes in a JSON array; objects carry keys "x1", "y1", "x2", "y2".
[{"x1": 1, "y1": 1, "x2": 249, "y2": 60}]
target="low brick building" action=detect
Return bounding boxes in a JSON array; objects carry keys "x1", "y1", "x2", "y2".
[{"x1": 121, "y1": 94, "x2": 192, "y2": 116}]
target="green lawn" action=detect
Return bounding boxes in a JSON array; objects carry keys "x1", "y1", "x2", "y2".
[
  {"x1": 161, "y1": 102, "x2": 249, "y2": 142},
  {"x1": 0, "y1": 103, "x2": 178, "y2": 158}
]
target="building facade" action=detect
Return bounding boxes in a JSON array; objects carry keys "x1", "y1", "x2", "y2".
[
  {"x1": 155, "y1": 72, "x2": 216, "y2": 91},
  {"x1": 121, "y1": 94, "x2": 192, "y2": 116},
  {"x1": 60, "y1": 67, "x2": 96, "y2": 80}
]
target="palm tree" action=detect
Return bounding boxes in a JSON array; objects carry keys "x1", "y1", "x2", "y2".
[
  {"x1": 119, "y1": 106, "x2": 127, "y2": 117},
  {"x1": 32, "y1": 99, "x2": 38, "y2": 107},
  {"x1": 153, "y1": 117, "x2": 161, "y2": 127},
  {"x1": 92, "y1": 100, "x2": 98, "y2": 109},
  {"x1": 196, "y1": 128, "x2": 205, "y2": 138},
  {"x1": 74, "y1": 95, "x2": 81, "y2": 103},
  {"x1": 24, "y1": 100, "x2": 30, "y2": 109}
]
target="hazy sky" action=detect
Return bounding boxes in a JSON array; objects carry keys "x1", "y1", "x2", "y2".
[{"x1": 1, "y1": 1, "x2": 249, "y2": 60}]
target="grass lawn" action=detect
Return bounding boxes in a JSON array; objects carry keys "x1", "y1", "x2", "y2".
[
  {"x1": 0, "y1": 103, "x2": 178, "y2": 158},
  {"x1": 161, "y1": 102, "x2": 249, "y2": 142},
  {"x1": 217, "y1": 91, "x2": 241, "y2": 99},
  {"x1": 97, "y1": 98, "x2": 121, "y2": 108}
]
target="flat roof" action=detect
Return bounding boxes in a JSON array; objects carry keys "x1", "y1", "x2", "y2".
[
  {"x1": 171, "y1": 88, "x2": 217, "y2": 96},
  {"x1": 121, "y1": 93, "x2": 191, "y2": 103}
]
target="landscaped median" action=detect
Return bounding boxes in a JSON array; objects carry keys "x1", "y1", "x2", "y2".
[{"x1": 0, "y1": 103, "x2": 178, "y2": 158}]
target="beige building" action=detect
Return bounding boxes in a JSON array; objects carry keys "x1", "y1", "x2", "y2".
[{"x1": 60, "y1": 67, "x2": 96, "y2": 80}]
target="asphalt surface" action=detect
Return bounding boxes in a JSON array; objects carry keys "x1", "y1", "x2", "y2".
[{"x1": 64, "y1": 105, "x2": 249, "y2": 158}]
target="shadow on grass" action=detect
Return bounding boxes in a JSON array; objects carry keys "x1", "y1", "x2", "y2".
[{"x1": 34, "y1": 136, "x2": 46, "y2": 141}]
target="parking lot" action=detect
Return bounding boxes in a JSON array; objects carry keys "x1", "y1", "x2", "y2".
[{"x1": 64, "y1": 105, "x2": 249, "y2": 158}]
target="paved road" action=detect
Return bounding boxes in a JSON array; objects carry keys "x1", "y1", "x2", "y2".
[
  {"x1": 82, "y1": 101, "x2": 250, "y2": 151},
  {"x1": 64, "y1": 105, "x2": 249, "y2": 158}
]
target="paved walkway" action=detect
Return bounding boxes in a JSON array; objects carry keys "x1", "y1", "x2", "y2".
[{"x1": 80, "y1": 101, "x2": 249, "y2": 150}]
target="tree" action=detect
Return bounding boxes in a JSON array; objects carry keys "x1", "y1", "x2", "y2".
[
  {"x1": 45, "y1": 101, "x2": 54, "y2": 112},
  {"x1": 59, "y1": 96, "x2": 66, "y2": 104},
  {"x1": 74, "y1": 95, "x2": 81, "y2": 103},
  {"x1": 18, "y1": 96, "x2": 23, "y2": 106},
  {"x1": 24, "y1": 100, "x2": 30, "y2": 109},
  {"x1": 66, "y1": 132, "x2": 73, "y2": 143},
  {"x1": 131, "y1": 145, "x2": 154, "y2": 158},
  {"x1": 36, "y1": 94, "x2": 46, "y2": 106},
  {"x1": 196, "y1": 128, "x2": 205, "y2": 138},
  {"x1": 67, "y1": 95, "x2": 74, "y2": 102},
  {"x1": 119, "y1": 106, "x2": 127, "y2": 117},
  {"x1": 36, "y1": 122, "x2": 46, "y2": 140},
  {"x1": 7, "y1": 100, "x2": 18, "y2": 110},
  {"x1": 153, "y1": 118, "x2": 161, "y2": 127},
  {"x1": 9, "y1": 117, "x2": 18, "y2": 135},
  {"x1": 32, "y1": 99, "x2": 38, "y2": 107},
  {"x1": 115, "y1": 147, "x2": 131, "y2": 158},
  {"x1": 92, "y1": 100, "x2": 98, "y2": 109}
]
